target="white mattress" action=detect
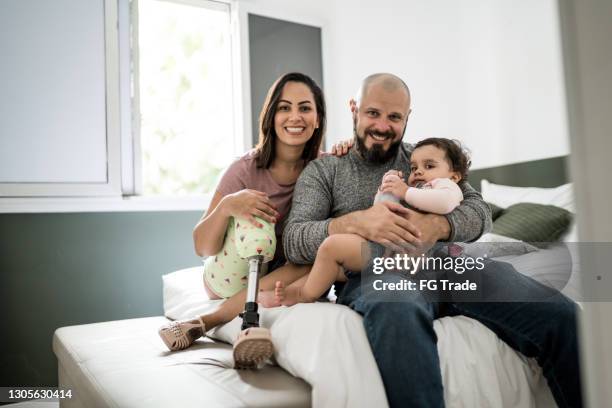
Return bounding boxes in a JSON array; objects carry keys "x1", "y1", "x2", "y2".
[
  {"x1": 53, "y1": 245, "x2": 571, "y2": 408},
  {"x1": 162, "y1": 266, "x2": 558, "y2": 408},
  {"x1": 53, "y1": 317, "x2": 310, "y2": 408}
]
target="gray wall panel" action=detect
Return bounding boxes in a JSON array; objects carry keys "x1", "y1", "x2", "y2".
[
  {"x1": 469, "y1": 156, "x2": 569, "y2": 191},
  {"x1": 248, "y1": 14, "x2": 323, "y2": 145}
]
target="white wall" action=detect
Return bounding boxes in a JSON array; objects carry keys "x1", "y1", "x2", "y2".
[{"x1": 245, "y1": 0, "x2": 569, "y2": 170}]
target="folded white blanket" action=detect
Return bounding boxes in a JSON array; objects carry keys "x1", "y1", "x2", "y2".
[{"x1": 163, "y1": 267, "x2": 555, "y2": 408}]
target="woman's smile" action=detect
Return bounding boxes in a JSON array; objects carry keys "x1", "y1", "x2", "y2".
[{"x1": 284, "y1": 126, "x2": 307, "y2": 135}]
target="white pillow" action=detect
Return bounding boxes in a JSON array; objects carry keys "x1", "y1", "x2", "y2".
[
  {"x1": 481, "y1": 180, "x2": 577, "y2": 242},
  {"x1": 460, "y1": 232, "x2": 539, "y2": 258},
  {"x1": 480, "y1": 179, "x2": 575, "y2": 213},
  {"x1": 476, "y1": 232, "x2": 534, "y2": 244}
]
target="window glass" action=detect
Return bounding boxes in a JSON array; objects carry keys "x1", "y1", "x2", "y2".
[{"x1": 137, "y1": 0, "x2": 235, "y2": 195}]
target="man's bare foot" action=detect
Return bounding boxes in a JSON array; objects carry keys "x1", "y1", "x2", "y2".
[{"x1": 258, "y1": 288, "x2": 282, "y2": 308}]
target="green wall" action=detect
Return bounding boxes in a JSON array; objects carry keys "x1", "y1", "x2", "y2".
[{"x1": 0, "y1": 211, "x2": 202, "y2": 387}]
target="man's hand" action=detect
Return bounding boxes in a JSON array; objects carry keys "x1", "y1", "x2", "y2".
[
  {"x1": 328, "y1": 202, "x2": 452, "y2": 254},
  {"x1": 356, "y1": 201, "x2": 422, "y2": 251},
  {"x1": 400, "y1": 208, "x2": 451, "y2": 254}
]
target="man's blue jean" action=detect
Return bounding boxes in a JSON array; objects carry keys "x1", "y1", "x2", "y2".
[{"x1": 336, "y1": 258, "x2": 583, "y2": 408}]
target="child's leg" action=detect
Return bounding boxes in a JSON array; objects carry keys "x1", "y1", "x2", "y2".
[
  {"x1": 160, "y1": 216, "x2": 307, "y2": 352},
  {"x1": 198, "y1": 215, "x2": 299, "y2": 329},
  {"x1": 270, "y1": 275, "x2": 307, "y2": 306},
  {"x1": 197, "y1": 262, "x2": 310, "y2": 331},
  {"x1": 276, "y1": 234, "x2": 367, "y2": 306},
  {"x1": 160, "y1": 262, "x2": 309, "y2": 352}
]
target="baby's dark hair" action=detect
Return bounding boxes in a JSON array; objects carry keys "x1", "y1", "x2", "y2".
[{"x1": 413, "y1": 138, "x2": 471, "y2": 182}]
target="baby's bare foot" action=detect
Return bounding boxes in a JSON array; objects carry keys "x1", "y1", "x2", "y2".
[
  {"x1": 274, "y1": 281, "x2": 287, "y2": 305},
  {"x1": 277, "y1": 282, "x2": 303, "y2": 307},
  {"x1": 258, "y1": 288, "x2": 282, "y2": 308}
]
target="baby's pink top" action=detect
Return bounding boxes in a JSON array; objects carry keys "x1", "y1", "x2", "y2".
[
  {"x1": 404, "y1": 177, "x2": 463, "y2": 214},
  {"x1": 216, "y1": 150, "x2": 297, "y2": 260}
]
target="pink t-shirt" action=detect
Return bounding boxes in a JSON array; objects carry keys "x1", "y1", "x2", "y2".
[{"x1": 216, "y1": 150, "x2": 296, "y2": 262}]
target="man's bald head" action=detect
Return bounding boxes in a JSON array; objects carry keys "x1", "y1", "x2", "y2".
[
  {"x1": 354, "y1": 73, "x2": 411, "y2": 107},
  {"x1": 350, "y1": 73, "x2": 412, "y2": 164}
]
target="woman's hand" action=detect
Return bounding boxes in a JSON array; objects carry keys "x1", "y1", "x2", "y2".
[
  {"x1": 222, "y1": 189, "x2": 279, "y2": 227},
  {"x1": 330, "y1": 138, "x2": 354, "y2": 156},
  {"x1": 380, "y1": 174, "x2": 409, "y2": 200}
]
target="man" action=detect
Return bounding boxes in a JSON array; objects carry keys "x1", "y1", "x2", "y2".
[{"x1": 283, "y1": 73, "x2": 582, "y2": 407}]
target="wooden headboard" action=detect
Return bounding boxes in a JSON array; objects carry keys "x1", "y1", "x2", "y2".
[{"x1": 468, "y1": 155, "x2": 569, "y2": 191}]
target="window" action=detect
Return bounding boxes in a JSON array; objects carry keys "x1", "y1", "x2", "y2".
[
  {"x1": 0, "y1": 0, "x2": 242, "y2": 205},
  {"x1": 132, "y1": 0, "x2": 240, "y2": 196},
  {"x1": 0, "y1": 0, "x2": 323, "y2": 212},
  {"x1": 0, "y1": 0, "x2": 121, "y2": 197}
]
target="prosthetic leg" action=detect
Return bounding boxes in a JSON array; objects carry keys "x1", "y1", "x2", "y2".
[
  {"x1": 240, "y1": 255, "x2": 265, "y2": 330},
  {"x1": 232, "y1": 217, "x2": 276, "y2": 369}
]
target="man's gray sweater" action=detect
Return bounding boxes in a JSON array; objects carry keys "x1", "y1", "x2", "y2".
[{"x1": 283, "y1": 143, "x2": 492, "y2": 264}]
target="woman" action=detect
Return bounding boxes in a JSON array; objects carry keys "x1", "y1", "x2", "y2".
[{"x1": 159, "y1": 72, "x2": 329, "y2": 367}]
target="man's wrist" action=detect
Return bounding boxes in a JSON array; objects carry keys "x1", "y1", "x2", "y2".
[
  {"x1": 429, "y1": 214, "x2": 451, "y2": 241},
  {"x1": 327, "y1": 218, "x2": 338, "y2": 235},
  {"x1": 328, "y1": 210, "x2": 363, "y2": 236},
  {"x1": 433, "y1": 213, "x2": 451, "y2": 241},
  {"x1": 345, "y1": 211, "x2": 362, "y2": 236}
]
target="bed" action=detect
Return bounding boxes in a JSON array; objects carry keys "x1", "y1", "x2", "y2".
[{"x1": 53, "y1": 156, "x2": 579, "y2": 407}]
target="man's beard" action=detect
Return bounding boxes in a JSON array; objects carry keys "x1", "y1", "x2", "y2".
[{"x1": 354, "y1": 125, "x2": 403, "y2": 164}]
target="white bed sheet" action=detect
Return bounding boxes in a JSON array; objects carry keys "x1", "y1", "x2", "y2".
[{"x1": 163, "y1": 265, "x2": 558, "y2": 408}]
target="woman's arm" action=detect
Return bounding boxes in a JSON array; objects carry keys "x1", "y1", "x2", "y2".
[
  {"x1": 193, "y1": 191, "x2": 231, "y2": 257},
  {"x1": 193, "y1": 190, "x2": 279, "y2": 257}
]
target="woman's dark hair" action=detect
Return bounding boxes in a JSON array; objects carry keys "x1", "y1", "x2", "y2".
[
  {"x1": 254, "y1": 72, "x2": 326, "y2": 168},
  {"x1": 413, "y1": 138, "x2": 471, "y2": 182}
]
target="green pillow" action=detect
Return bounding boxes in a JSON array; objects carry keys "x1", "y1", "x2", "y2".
[
  {"x1": 487, "y1": 202, "x2": 505, "y2": 221},
  {"x1": 492, "y1": 202, "x2": 572, "y2": 245}
]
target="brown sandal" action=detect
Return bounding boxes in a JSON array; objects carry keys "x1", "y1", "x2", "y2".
[
  {"x1": 158, "y1": 317, "x2": 205, "y2": 351},
  {"x1": 233, "y1": 327, "x2": 274, "y2": 369}
]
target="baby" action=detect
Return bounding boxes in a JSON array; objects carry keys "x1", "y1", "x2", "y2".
[{"x1": 260, "y1": 137, "x2": 471, "y2": 307}]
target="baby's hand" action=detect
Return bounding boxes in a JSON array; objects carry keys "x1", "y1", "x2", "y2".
[
  {"x1": 380, "y1": 175, "x2": 409, "y2": 200},
  {"x1": 382, "y1": 170, "x2": 403, "y2": 182}
]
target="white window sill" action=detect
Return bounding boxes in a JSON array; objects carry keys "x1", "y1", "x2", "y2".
[{"x1": 0, "y1": 195, "x2": 212, "y2": 214}]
